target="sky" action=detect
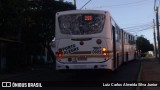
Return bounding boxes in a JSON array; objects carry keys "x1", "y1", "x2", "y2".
[{"x1": 65, "y1": 0, "x2": 156, "y2": 44}]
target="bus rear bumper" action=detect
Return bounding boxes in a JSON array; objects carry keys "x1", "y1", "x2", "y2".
[{"x1": 56, "y1": 60, "x2": 112, "y2": 70}]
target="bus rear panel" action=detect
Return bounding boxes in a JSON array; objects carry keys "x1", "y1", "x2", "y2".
[{"x1": 55, "y1": 10, "x2": 113, "y2": 70}]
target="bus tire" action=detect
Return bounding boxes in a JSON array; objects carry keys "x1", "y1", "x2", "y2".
[
  {"x1": 134, "y1": 52, "x2": 137, "y2": 60},
  {"x1": 113, "y1": 58, "x2": 116, "y2": 70},
  {"x1": 126, "y1": 52, "x2": 128, "y2": 62},
  {"x1": 117, "y1": 53, "x2": 119, "y2": 67}
]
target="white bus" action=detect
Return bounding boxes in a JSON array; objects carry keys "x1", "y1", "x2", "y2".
[{"x1": 55, "y1": 10, "x2": 136, "y2": 71}]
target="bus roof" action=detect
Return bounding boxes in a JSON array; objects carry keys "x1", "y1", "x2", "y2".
[{"x1": 56, "y1": 10, "x2": 110, "y2": 15}]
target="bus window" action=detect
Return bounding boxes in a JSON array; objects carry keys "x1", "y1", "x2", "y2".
[
  {"x1": 58, "y1": 14, "x2": 105, "y2": 35},
  {"x1": 112, "y1": 25, "x2": 115, "y2": 39},
  {"x1": 116, "y1": 30, "x2": 118, "y2": 42},
  {"x1": 125, "y1": 34, "x2": 128, "y2": 43},
  {"x1": 116, "y1": 29, "x2": 121, "y2": 42}
]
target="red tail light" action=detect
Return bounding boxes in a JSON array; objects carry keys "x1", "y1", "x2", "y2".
[
  {"x1": 58, "y1": 53, "x2": 62, "y2": 58},
  {"x1": 57, "y1": 48, "x2": 63, "y2": 58}
]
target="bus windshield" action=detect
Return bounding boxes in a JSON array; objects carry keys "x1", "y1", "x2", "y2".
[{"x1": 58, "y1": 14, "x2": 105, "y2": 35}]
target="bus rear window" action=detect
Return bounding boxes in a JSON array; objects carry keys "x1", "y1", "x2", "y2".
[{"x1": 58, "y1": 14, "x2": 105, "y2": 35}]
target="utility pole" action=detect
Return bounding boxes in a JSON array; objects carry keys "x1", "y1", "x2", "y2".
[
  {"x1": 155, "y1": 6, "x2": 160, "y2": 63},
  {"x1": 153, "y1": 19, "x2": 157, "y2": 58},
  {"x1": 73, "y1": 0, "x2": 76, "y2": 9}
]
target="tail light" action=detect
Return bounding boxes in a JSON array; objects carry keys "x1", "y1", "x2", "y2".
[
  {"x1": 96, "y1": 39, "x2": 102, "y2": 44},
  {"x1": 102, "y1": 47, "x2": 107, "y2": 56},
  {"x1": 56, "y1": 48, "x2": 63, "y2": 58},
  {"x1": 58, "y1": 53, "x2": 62, "y2": 58}
]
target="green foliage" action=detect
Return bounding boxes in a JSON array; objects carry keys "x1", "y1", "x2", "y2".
[{"x1": 136, "y1": 36, "x2": 154, "y2": 53}]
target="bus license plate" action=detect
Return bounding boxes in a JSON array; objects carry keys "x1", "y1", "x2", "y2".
[{"x1": 78, "y1": 56, "x2": 87, "y2": 61}]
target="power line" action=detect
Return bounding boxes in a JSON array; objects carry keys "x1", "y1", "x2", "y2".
[
  {"x1": 124, "y1": 25, "x2": 152, "y2": 30},
  {"x1": 86, "y1": 0, "x2": 149, "y2": 9},
  {"x1": 80, "y1": 0, "x2": 92, "y2": 10},
  {"x1": 122, "y1": 23, "x2": 152, "y2": 31},
  {"x1": 104, "y1": 0, "x2": 147, "y2": 7},
  {"x1": 123, "y1": 24, "x2": 151, "y2": 29},
  {"x1": 126, "y1": 27, "x2": 152, "y2": 32},
  {"x1": 123, "y1": 23, "x2": 160, "y2": 30},
  {"x1": 126, "y1": 26, "x2": 152, "y2": 31}
]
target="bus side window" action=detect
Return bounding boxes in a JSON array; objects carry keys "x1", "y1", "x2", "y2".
[
  {"x1": 124, "y1": 33, "x2": 125, "y2": 43},
  {"x1": 126, "y1": 34, "x2": 128, "y2": 43},
  {"x1": 116, "y1": 29, "x2": 120, "y2": 42},
  {"x1": 116, "y1": 30, "x2": 118, "y2": 42},
  {"x1": 111, "y1": 25, "x2": 115, "y2": 39},
  {"x1": 118, "y1": 29, "x2": 121, "y2": 42}
]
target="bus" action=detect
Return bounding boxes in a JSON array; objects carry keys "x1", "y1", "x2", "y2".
[{"x1": 55, "y1": 10, "x2": 136, "y2": 71}]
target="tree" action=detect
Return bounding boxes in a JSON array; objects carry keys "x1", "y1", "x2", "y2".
[
  {"x1": 0, "y1": 0, "x2": 76, "y2": 71},
  {"x1": 136, "y1": 36, "x2": 154, "y2": 53},
  {"x1": 22, "y1": 0, "x2": 76, "y2": 62},
  {"x1": 0, "y1": 0, "x2": 28, "y2": 40}
]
